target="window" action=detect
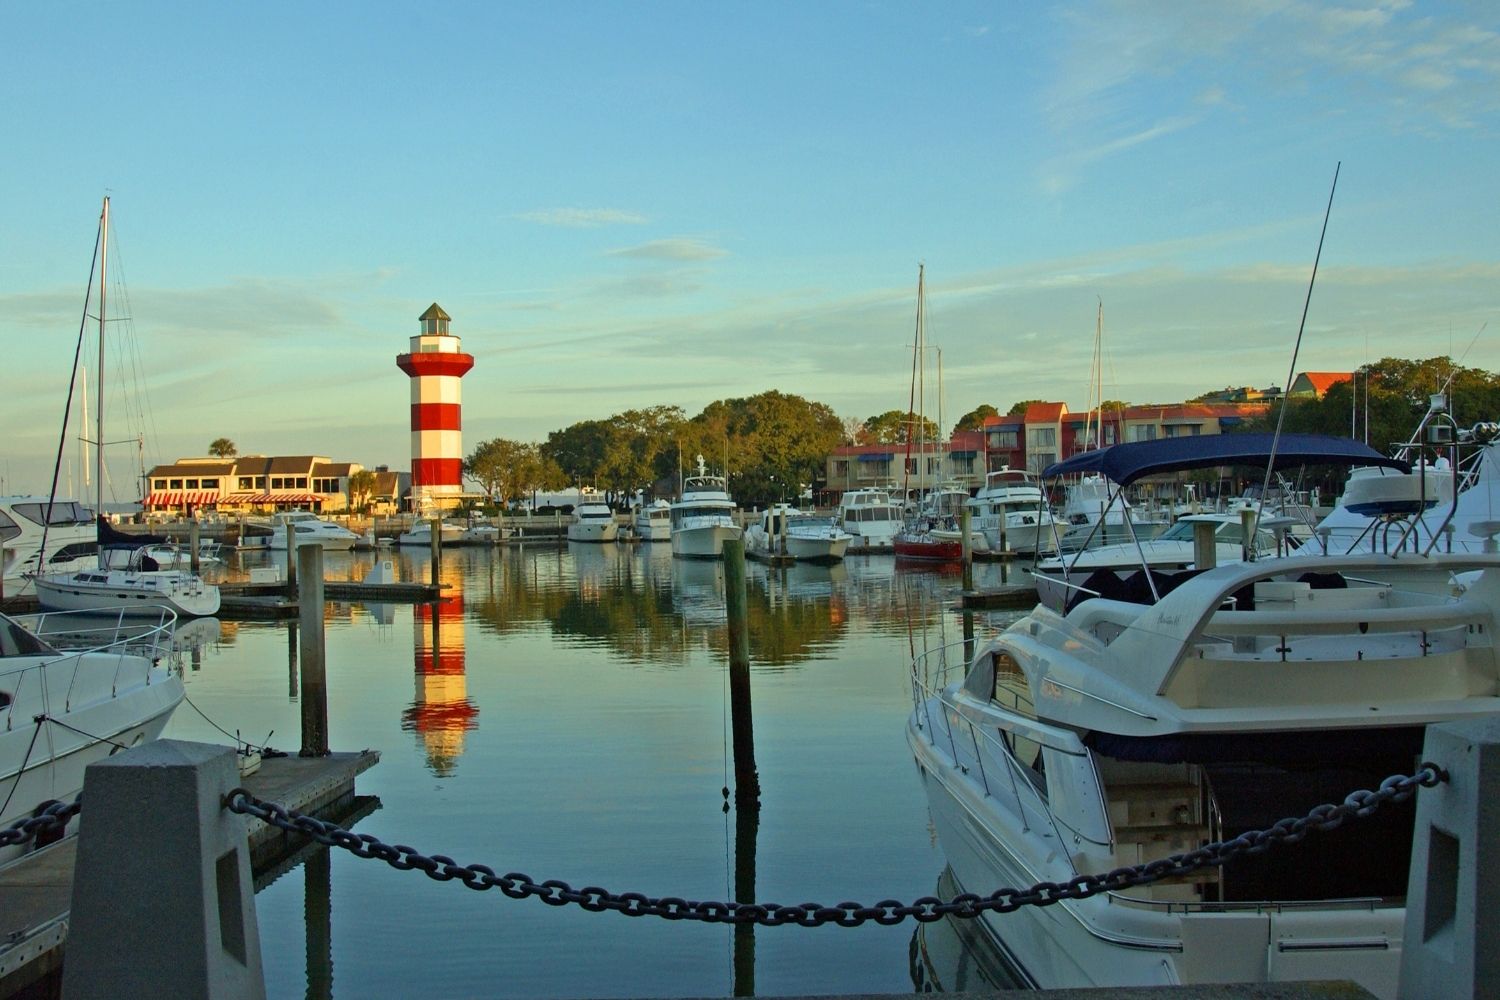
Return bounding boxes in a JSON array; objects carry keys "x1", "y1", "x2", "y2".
[
  {"x1": 989, "y1": 430, "x2": 1018, "y2": 449},
  {"x1": 906, "y1": 458, "x2": 918, "y2": 476},
  {"x1": 185, "y1": 479, "x2": 200, "y2": 489},
  {"x1": 169, "y1": 479, "x2": 183, "y2": 489},
  {"x1": 991, "y1": 650, "x2": 1046, "y2": 795},
  {"x1": 1104, "y1": 425, "x2": 1117, "y2": 444},
  {"x1": 255, "y1": 477, "x2": 266, "y2": 489},
  {"x1": 271, "y1": 477, "x2": 285, "y2": 490},
  {"x1": 238, "y1": 477, "x2": 253, "y2": 489},
  {"x1": 154, "y1": 479, "x2": 168, "y2": 490},
  {"x1": 1129, "y1": 425, "x2": 1158, "y2": 442},
  {"x1": 952, "y1": 455, "x2": 975, "y2": 475},
  {"x1": 1031, "y1": 427, "x2": 1057, "y2": 447},
  {"x1": 296, "y1": 477, "x2": 308, "y2": 489},
  {"x1": 201, "y1": 478, "x2": 218, "y2": 489},
  {"x1": 927, "y1": 457, "x2": 940, "y2": 474},
  {"x1": 832, "y1": 460, "x2": 848, "y2": 479}
]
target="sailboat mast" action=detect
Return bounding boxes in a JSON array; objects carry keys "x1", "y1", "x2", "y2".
[{"x1": 96, "y1": 197, "x2": 108, "y2": 532}]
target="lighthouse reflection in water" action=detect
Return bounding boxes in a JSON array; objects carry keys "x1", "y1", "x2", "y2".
[{"x1": 400, "y1": 558, "x2": 477, "y2": 775}]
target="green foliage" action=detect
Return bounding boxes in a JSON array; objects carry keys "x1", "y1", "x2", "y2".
[
  {"x1": 346, "y1": 469, "x2": 378, "y2": 512},
  {"x1": 1238, "y1": 356, "x2": 1500, "y2": 455},
  {"x1": 465, "y1": 438, "x2": 565, "y2": 504},
  {"x1": 862, "y1": 409, "x2": 939, "y2": 444},
  {"x1": 1007, "y1": 399, "x2": 1046, "y2": 416},
  {"x1": 951, "y1": 404, "x2": 998, "y2": 435},
  {"x1": 208, "y1": 437, "x2": 236, "y2": 457}
]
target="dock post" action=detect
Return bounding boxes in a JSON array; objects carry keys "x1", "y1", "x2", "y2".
[
  {"x1": 722, "y1": 539, "x2": 761, "y2": 803},
  {"x1": 430, "y1": 516, "x2": 442, "y2": 588},
  {"x1": 61, "y1": 740, "x2": 266, "y2": 1000},
  {"x1": 1399, "y1": 718, "x2": 1500, "y2": 999},
  {"x1": 298, "y1": 544, "x2": 329, "y2": 757},
  {"x1": 190, "y1": 519, "x2": 202, "y2": 574},
  {"x1": 285, "y1": 522, "x2": 297, "y2": 590},
  {"x1": 960, "y1": 506, "x2": 974, "y2": 592}
]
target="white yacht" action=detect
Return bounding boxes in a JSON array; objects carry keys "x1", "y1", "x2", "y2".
[
  {"x1": 261, "y1": 511, "x2": 360, "y2": 551},
  {"x1": 744, "y1": 504, "x2": 852, "y2": 564},
  {"x1": 567, "y1": 493, "x2": 619, "y2": 543},
  {"x1": 0, "y1": 496, "x2": 98, "y2": 596},
  {"x1": 458, "y1": 522, "x2": 509, "y2": 545},
  {"x1": 633, "y1": 499, "x2": 673, "y2": 542},
  {"x1": 1, "y1": 608, "x2": 185, "y2": 861},
  {"x1": 909, "y1": 547, "x2": 1500, "y2": 999},
  {"x1": 966, "y1": 469, "x2": 1057, "y2": 555},
  {"x1": 835, "y1": 487, "x2": 903, "y2": 551},
  {"x1": 670, "y1": 458, "x2": 741, "y2": 559},
  {"x1": 397, "y1": 519, "x2": 467, "y2": 547}
]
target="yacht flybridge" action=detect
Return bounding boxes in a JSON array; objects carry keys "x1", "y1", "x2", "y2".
[{"x1": 910, "y1": 548, "x2": 1500, "y2": 997}]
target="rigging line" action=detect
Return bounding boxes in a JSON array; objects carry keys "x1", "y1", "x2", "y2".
[
  {"x1": 38, "y1": 714, "x2": 130, "y2": 751},
  {"x1": 42, "y1": 210, "x2": 103, "y2": 563},
  {"x1": 183, "y1": 693, "x2": 278, "y2": 753},
  {"x1": 0, "y1": 718, "x2": 46, "y2": 820},
  {"x1": 1257, "y1": 162, "x2": 1340, "y2": 531}
]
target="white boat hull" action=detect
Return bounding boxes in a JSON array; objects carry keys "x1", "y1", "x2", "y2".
[
  {"x1": 786, "y1": 533, "x2": 850, "y2": 563},
  {"x1": 672, "y1": 523, "x2": 741, "y2": 559},
  {"x1": 33, "y1": 571, "x2": 221, "y2": 618},
  {"x1": 634, "y1": 519, "x2": 672, "y2": 541},
  {"x1": 567, "y1": 521, "x2": 619, "y2": 543}
]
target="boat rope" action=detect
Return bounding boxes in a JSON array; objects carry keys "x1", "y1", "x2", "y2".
[
  {"x1": 37, "y1": 714, "x2": 131, "y2": 752},
  {"x1": 0, "y1": 718, "x2": 46, "y2": 821},
  {"x1": 222, "y1": 764, "x2": 1445, "y2": 927}
]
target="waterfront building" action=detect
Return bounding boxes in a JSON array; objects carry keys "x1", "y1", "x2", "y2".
[
  {"x1": 143, "y1": 455, "x2": 372, "y2": 514},
  {"x1": 396, "y1": 303, "x2": 475, "y2": 514},
  {"x1": 1287, "y1": 371, "x2": 1354, "y2": 399},
  {"x1": 823, "y1": 431, "x2": 985, "y2": 500}
]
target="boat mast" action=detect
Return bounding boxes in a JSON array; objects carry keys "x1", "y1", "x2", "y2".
[
  {"x1": 902, "y1": 265, "x2": 923, "y2": 506},
  {"x1": 96, "y1": 197, "x2": 108, "y2": 557}
]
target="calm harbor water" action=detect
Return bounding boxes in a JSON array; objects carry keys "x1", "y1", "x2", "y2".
[{"x1": 163, "y1": 542, "x2": 1027, "y2": 998}]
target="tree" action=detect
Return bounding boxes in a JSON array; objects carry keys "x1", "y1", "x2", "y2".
[
  {"x1": 346, "y1": 470, "x2": 378, "y2": 512},
  {"x1": 951, "y1": 404, "x2": 998, "y2": 435},
  {"x1": 862, "y1": 409, "x2": 939, "y2": 445},
  {"x1": 208, "y1": 437, "x2": 237, "y2": 457},
  {"x1": 678, "y1": 391, "x2": 845, "y2": 507},
  {"x1": 1006, "y1": 400, "x2": 1046, "y2": 417}
]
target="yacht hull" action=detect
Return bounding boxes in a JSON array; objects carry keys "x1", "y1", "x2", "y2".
[
  {"x1": 786, "y1": 534, "x2": 850, "y2": 563},
  {"x1": 672, "y1": 524, "x2": 740, "y2": 559},
  {"x1": 33, "y1": 572, "x2": 221, "y2": 617},
  {"x1": 567, "y1": 521, "x2": 619, "y2": 543}
]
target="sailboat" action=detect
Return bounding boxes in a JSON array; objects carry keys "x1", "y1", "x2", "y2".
[
  {"x1": 32, "y1": 198, "x2": 221, "y2": 618},
  {"x1": 893, "y1": 265, "x2": 964, "y2": 564}
]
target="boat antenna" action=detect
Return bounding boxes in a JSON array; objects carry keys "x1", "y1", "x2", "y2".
[
  {"x1": 36, "y1": 200, "x2": 105, "y2": 581},
  {"x1": 1256, "y1": 163, "x2": 1339, "y2": 532}
]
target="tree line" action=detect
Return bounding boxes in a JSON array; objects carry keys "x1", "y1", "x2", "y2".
[{"x1": 459, "y1": 356, "x2": 1499, "y2": 509}]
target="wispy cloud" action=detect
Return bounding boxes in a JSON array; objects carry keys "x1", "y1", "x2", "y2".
[
  {"x1": 606, "y1": 238, "x2": 729, "y2": 261},
  {"x1": 516, "y1": 208, "x2": 649, "y2": 228}
]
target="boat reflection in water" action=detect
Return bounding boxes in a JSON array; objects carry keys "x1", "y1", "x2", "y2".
[
  {"x1": 400, "y1": 559, "x2": 476, "y2": 776},
  {"x1": 908, "y1": 868, "x2": 1028, "y2": 993}
]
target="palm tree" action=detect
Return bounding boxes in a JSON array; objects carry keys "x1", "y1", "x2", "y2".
[{"x1": 208, "y1": 438, "x2": 237, "y2": 458}]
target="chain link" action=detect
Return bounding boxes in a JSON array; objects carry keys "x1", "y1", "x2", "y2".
[
  {"x1": 0, "y1": 796, "x2": 82, "y2": 848},
  {"x1": 222, "y1": 763, "x2": 1446, "y2": 927}
]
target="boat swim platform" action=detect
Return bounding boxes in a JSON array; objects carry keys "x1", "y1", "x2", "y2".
[{"x1": 0, "y1": 748, "x2": 379, "y2": 998}]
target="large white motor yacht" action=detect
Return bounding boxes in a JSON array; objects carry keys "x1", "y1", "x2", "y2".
[
  {"x1": 256, "y1": 511, "x2": 360, "y2": 551},
  {"x1": 835, "y1": 487, "x2": 903, "y2": 551},
  {"x1": 966, "y1": 469, "x2": 1056, "y2": 555},
  {"x1": 1, "y1": 608, "x2": 185, "y2": 861},
  {"x1": 670, "y1": 458, "x2": 742, "y2": 559},
  {"x1": 744, "y1": 503, "x2": 852, "y2": 564},
  {"x1": 633, "y1": 499, "x2": 673, "y2": 541},
  {"x1": 567, "y1": 493, "x2": 620, "y2": 543},
  {"x1": 909, "y1": 549, "x2": 1500, "y2": 998},
  {"x1": 0, "y1": 496, "x2": 98, "y2": 596}
]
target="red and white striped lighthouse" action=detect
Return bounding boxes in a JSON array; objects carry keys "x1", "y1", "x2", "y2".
[{"x1": 396, "y1": 303, "x2": 474, "y2": 511}]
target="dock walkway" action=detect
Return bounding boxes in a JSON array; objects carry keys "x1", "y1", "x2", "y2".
[{"x1": 0, "y1": 749, "x2": 379, "y2": 998}]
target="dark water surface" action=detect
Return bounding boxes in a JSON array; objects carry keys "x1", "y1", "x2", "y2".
[{"x1": 164, "y1": 542, "x2": 1026, "y2": 998}]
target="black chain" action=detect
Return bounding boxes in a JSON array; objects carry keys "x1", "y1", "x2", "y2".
[
  {"x1": 223, "y1": 763, "x2": 1446, "y2": 927},
  {"x1": 0, "y1": 796, "x2": 82, "y2": 848}
]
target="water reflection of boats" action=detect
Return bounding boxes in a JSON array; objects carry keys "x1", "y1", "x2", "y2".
[
  {"x1": 670, "y1": 558, "x2": 724, "y2": 626},
  {"x1": 909, "y1": 868, "x2": 1027, "y2": 993}
]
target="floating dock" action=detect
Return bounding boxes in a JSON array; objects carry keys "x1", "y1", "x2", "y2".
[{"x1": 0, "y1": 749, "x2": 379, "y2": 998}]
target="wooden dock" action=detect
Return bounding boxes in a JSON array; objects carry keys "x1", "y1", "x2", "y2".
[
  {"x1": 0, "y1": 749, "x2": 379, "y2": 998},
  {"x1": 960, "y1": 584, "x2": 1039, "y2": 610}
]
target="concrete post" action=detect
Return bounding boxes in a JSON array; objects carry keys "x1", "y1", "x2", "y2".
[
  {"x1": 298, "y1": 544, "x2": 329, "y2": 756},
  {"x1": 1399, "y1": 718, "x2": 1500, "y2": 999},
  {"x1": 62, "y1": 740, "x2": 266, "y2": 1000}
]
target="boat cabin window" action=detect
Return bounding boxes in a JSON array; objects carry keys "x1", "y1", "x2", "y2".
[
  {"x1": 11, "y1": 502, "x2": 91, "y2": 527},
  {"x1": 990, "y1": 650, "x2": 1046, "y2": 793},
  {"x1": 0, "y1": 510, "x2": 18, "y2": 544}
]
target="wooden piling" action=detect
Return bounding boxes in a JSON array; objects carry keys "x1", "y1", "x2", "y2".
[
  {"x1": 722, "y1": 539, "x2": 760, "y2": 803},
  {"x1": 285, "y1": 522, "x2": 297, "y2": 589},
  {"x1": 960, "y1": 506, "x2": 974, "y2": 593},
  {"x1": 189, "y1": 520, "x2": 201, "y2": 574},
  {"x1": 297, "y1": 544, "x2": 329, "y2": 757},
  {"x1": 430, "y1": 516, "x2": 442, "y2": 588}
]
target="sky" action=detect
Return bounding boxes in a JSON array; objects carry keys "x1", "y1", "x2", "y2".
[{"x1": 2, "y1": 1, "x2": 1498, "y2": 498}]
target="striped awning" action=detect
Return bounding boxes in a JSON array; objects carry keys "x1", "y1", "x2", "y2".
[
  {"x1": 143, "y1": 491, "x2": 220, "y2": 506},
  {"x1": 224, "y1": 493, "x2": 323, "y2": 504}
]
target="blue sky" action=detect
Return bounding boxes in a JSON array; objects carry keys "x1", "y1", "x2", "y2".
[{"x1": 2, "y1": 1, "x2": 1497, "y2": 497}]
